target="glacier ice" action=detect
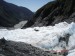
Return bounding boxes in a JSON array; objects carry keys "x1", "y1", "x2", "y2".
[{"x1": 0, "y1": 22, "x2": 75, "y2": 55}]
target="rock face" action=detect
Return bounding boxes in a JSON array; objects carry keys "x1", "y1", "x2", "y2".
[
  {"x1": 0, "y1": 0, "x2": 34, "y2": 27},
  {"x1": 0, "y1": 38, "x2": 52, "y2": 56},
  {"x1": 24, "y1": 0, "x2": 75, "y2": 28}
]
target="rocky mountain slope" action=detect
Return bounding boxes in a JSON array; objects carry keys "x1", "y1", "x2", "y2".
[
  {"x1": 24, "y1": 0, "x2": 75, "y2": 28},
  {"x1": 0, "y1": 0, "x2": 34, "y2": 27},
  {"x1": 0, "y1": 38, "x2": 54, "y2": 56}
]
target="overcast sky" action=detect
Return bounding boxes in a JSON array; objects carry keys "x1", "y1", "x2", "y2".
[{"x1": 4, "y1": 0, "x2": 53, "y2": 12}]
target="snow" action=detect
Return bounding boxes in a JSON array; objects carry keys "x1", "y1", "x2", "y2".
[
  {"x1": 0, "y1": 22, "x2": 75, "y2": 55},
  {"x1": 14, "y1": 21, "x2": 27, "y2": 29},
  {"x1": 67, "y1": 49, "x2": 75, "y2": 56}
]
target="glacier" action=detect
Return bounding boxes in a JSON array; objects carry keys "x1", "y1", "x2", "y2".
[{"x1": 0, "y1": 22, "x2": 75, "y2": 56}]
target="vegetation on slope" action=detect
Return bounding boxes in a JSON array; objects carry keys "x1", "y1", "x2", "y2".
[{"x1": 24, "y1": 0, "x2": 75, "y2": 28}]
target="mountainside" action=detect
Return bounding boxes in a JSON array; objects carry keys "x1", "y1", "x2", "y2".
[
  {"x1": 0, "y1": 0, "x2": 34, "y2": 27},
  {"x1": 24, "y1": 0, "x2": 75, "y2": 28}
]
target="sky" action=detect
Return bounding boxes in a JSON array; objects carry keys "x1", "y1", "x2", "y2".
[{"x1": 4, "y1": 0, "x2": 53, "y2": 12}]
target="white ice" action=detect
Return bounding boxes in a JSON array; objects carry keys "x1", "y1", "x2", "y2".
[{"x1": 0, "y1": 22, "x2": 75, "y2": 55}]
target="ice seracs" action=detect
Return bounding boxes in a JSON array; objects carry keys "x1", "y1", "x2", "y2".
[{"x1": 0, "y1": 22, "x2": 75, "y2": 55}]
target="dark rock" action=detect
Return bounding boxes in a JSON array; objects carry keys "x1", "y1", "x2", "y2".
[
  {"x1": 0, "y1": 39, "x2": 52, "y2": 56},
  {"x1": 0, "y1": 0, "x2": 34, "y2": 27},
  {"x1": 0, "y1": 38, "x2": 6, "y2": 45},
  {"x1": 23, "y1": 0, "x2": 75, "y2": 28},
  {"x1": 34, "y1": 29, "x2": 39, "y2": 31}
]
